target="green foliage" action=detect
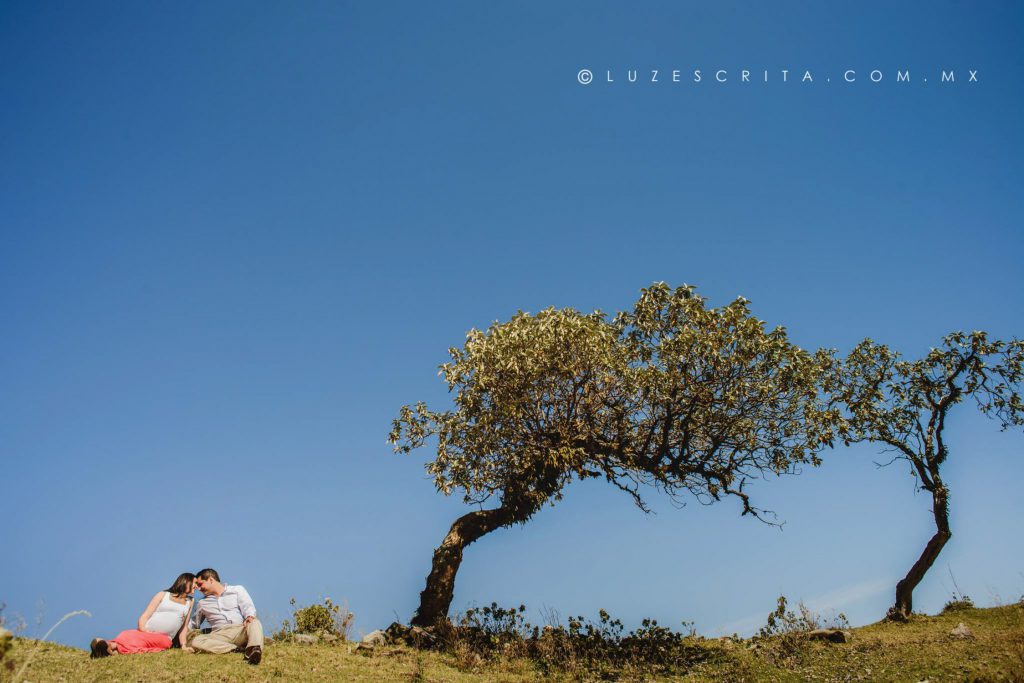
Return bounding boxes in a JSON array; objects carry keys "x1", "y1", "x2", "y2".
[
  {"x1": 828, "y1": 331, "x2": 1024, "y2": 478},
  {"x1": 391, "y1": 307, "x2": 626, "y2": 512},
  {"x1": 274, "y1": 598, "x2": 353, "y2": 641},
  {"x1": 460, "y1": 603, "x2": 530, "y2": 642},
  {"x1": 390, "y1": 282, "x2": 838, "y2": 523}
]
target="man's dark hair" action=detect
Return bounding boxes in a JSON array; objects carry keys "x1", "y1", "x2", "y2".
[{"x1": 196, "y1": 568, "x2": 220, "y2": 582}]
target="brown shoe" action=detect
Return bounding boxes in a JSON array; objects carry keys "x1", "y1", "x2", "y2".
[{"x1": 245, "y1": 645, "x2": 262, "y2": 665}]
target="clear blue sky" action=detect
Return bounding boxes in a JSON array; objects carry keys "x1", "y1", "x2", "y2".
[{"x1": 2, "y1": 2, "x2": 1022, "y2": 648}]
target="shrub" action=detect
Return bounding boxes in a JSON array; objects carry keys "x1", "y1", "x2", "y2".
[
  {"x1": 454, "y1": 603, "x2": 531, "y2": 658},
  {"x1": 942, "y1": 596, "x2": 975, "y2": 613},
  {"x1": 942, "y1": 571, "x2": 974, "y2": 614},
  {"x1": 758, "y1": 595, "x2": 848, "y2": 638},
  {"x1": 436, "y1": 603, "x2": 711, "y2": 678},
  {"x1": 755, "y1": 596, "x2": 849, "y2": 666},
  {"x1": 274, "y1": 597, "x2": 353, "y2": 641},
  {"x1": 0, "y1": 604, "x2": 11, "y2": 665}
]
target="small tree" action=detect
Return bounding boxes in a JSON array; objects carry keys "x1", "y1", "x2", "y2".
[
  {"x1": 390, "y1": 284, "x2": 836, "y2": 627},
  {"x1": 829, "y1": 331, "x2": 1023, "y2": 619}
]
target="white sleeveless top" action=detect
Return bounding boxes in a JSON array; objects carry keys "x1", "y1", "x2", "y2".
[{"x1": 145, "y1": 592, "x2": 190, "y2": 637}]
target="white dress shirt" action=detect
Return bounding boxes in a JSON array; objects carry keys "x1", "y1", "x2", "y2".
[{"x1": 191, "y1": 585, "x2": 257, "y2": 629}]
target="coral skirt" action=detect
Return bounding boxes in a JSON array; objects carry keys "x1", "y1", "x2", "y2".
[{"x1": 110, "y1": 629, "x2": 172, "y2": 654}]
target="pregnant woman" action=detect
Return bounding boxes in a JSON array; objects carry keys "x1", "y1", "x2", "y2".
[{"x1": 90, "y1": 573, "x2": 195, "y2": 657}]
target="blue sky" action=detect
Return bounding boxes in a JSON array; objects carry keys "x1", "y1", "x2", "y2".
[{"x1": 2, "y1": 2, "x2": 1022, "y2": 648}]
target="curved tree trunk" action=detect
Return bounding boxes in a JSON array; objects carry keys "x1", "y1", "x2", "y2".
[
  {"x1": 411, "y1": 503, "x2": 523, "y2": 627},
  {"x1": 890, "y1": 485, "x2": 951, "y2": 620}
]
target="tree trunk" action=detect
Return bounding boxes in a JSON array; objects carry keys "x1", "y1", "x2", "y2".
[
  {"x1": 411, "y1": 503, "x2": 522, "y2": 627},
  {"x1": 890, "y1": 485, "x2": 951, "y2": 620}
]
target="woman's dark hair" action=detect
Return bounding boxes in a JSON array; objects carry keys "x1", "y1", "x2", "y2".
[
  {"x1": 90, "y1": 638, "x2": 110, "y2": 658},
  {"x1": 167, "y1": 572, "x2": 196, "y2": 598}
]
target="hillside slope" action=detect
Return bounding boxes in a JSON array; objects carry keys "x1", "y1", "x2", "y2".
[{"x1": 3, "y1": 603, "x2": 1022, "y2": 682}]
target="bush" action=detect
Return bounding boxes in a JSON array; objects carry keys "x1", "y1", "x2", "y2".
[
  {"x1": 453, "y1": 603, "x2": 531, "y2": 658},
  {"x1": 435, "y1": 603, "x2": 711, "y2": 678},
  {"x1": 0, "y1": 604, "x2": 12, "y2": 665},
  {"x1": 758, "y1": 595, "x2": 849, "y2": 638},
  {"x1": 942, "y1": 596, "x2": 975, "y2": 613},
  {"x1": 755, "y1": 596, "x2": 850, "y2": 665},
  {"x1": 274, "y1": 597, "x2": 353, "y2": 641}
]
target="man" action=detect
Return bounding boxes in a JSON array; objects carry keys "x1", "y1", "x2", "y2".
[{"x1": 188, "y1": 568, "x2": 264, "y2": 665}]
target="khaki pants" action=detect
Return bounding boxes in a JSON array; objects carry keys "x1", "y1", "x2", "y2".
[{"x1": 188, "y1": 619, "x2": 264, "y2": 654}]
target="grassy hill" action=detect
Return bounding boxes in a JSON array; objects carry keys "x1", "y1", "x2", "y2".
[{"x1": 3, "y1": 603, "x2": 1022, "y2": 682}]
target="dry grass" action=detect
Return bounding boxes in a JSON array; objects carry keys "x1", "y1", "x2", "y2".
[{"x1": 2, "y1": 603, "x2": 1022, "y2": 682}]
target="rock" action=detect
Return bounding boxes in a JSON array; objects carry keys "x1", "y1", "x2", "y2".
[
  {"x1": 950, "y1": 622, "x2": 974, "y2": 639},
  {"x1": 384, "y1": 622, "x2": 408, "y2": 642},
  {"x1": 360, "y1": 630, "x2": 389, "y2": 647},
  {"x1": 407, "y1": 626, "x2": 436, "y2": 645},
  {"x1": 355, "y1": 629, "x2": 390, "y2": 654},
  {"x1": 292, "y1": 633, "x2": 320, "y2": 645},
  {"x1": 383, "y1": 622, "x2": 438, "y2": 647},
  {"x1": 322, "y1": 633, "x2": 339, "y2": 643},
  {"x1": 806, "y1": 629, "x2": 851, "y2": 643}
]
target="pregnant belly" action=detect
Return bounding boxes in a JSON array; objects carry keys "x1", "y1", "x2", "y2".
[{"x1": 145, "y1": 612, "x2": 184, "y2": 637}]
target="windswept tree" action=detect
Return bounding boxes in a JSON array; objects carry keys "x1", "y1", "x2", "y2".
[
  {"x1": 829, "y1": 331, "x2": 1024, "y2": 620},
  {"x1": 390, "y1": 284, "x2": 837, "y2": 627}
]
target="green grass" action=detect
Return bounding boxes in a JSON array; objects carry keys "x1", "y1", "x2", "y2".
[{"x1": 4, "y1": 603, "x2": 1023, "y2": 682}]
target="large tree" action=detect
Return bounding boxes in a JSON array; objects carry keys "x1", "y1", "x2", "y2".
[
  {"x1": 829, "y1": 331, "x2": 1024, "y2": 620},
  {"x1": 390, "y1": 284, "x2": 837, "y2": 627}
]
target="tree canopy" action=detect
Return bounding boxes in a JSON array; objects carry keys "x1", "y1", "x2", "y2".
[{"x1": 390, "y1": 283, "x2": 838, "y2": 625}]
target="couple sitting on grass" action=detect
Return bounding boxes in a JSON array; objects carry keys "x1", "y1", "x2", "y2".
[{"x1": 90, "y1": 568, "x2": 264, "y2": 666}]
